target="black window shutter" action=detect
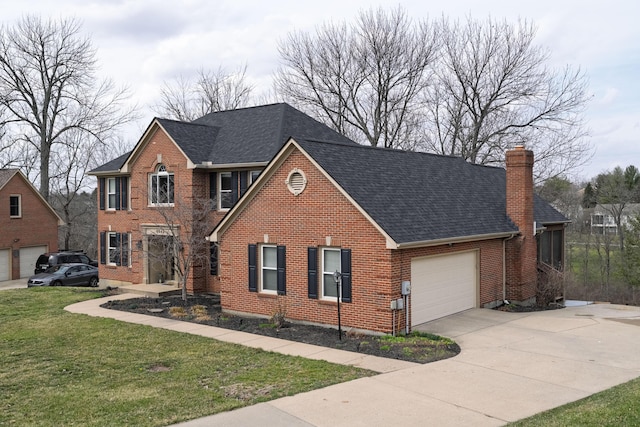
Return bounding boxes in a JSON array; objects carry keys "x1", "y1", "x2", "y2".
[
  {"x1": 121, "y1": 233, "x2": 129, "y2": 267},
  {"x1": 209, "y1": 172, "x2": 217, "y2": 201},
  {"x1": 99, "y1": 178, "x2": 105, "y2": 210},
  {"x1": 277, "y1": 245, "x2": 286, "y2": 295},
  {"x1": 239, "y1": 171, "x2": 248, "y2": 196},
  {"x1": 115, "y1": 233, "x2": 122, "y2": 266},
  {"x1": 210, "y1": 242, "x2": 218, "y2": 275},
  {"x1": 115, "y1": 177, "x2": 121, "y2": 210},
  {"x1": 307, "y1": 247, "x2": 318, "y2": 299},
  {"x1": 341, "y1": 249, "x2": 352, "y2": 303},
  {"x1": 121, "y1": 177, "x2": 128, "y2": 210},
  {"x1": 231, "y1": 172, "x2": 239, "y2": 204},
  {"x1": 99, "y1": 232, "x2": 106, "y2": 264},
  {"x1": 248, "y1": 244, "x2": 257, "y2": 292}
]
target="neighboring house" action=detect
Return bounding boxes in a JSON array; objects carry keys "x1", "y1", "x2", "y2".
[
  {"x1": 88, "y1": 103, "x2": 355, "y2": 292},
  {"x1": 210, "y1": 140, "x2": 569, "y2": 334},
  {"x1": 0, "y1": 169, "x2": 64, "y2": 280},
  {"x1": 590, "y1": 203, "x2": 640, "y2": 235}
]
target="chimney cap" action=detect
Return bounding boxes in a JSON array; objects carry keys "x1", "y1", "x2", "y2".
[{"x1": 514, "y1": 144, "x2": 525, "y2": 150}]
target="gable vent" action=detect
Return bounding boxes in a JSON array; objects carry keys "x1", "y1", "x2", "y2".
[{"x1": 286, "y1": 168, "x2": 307, "y2": 196}]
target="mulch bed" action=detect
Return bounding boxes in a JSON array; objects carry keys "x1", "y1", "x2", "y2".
[{"x1": 101, "y1": 293, "x2": 460, "y2": 364}]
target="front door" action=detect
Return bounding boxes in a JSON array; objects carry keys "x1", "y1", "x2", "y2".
[{"x1": 147, "y1": 236, "x2": 175, "y2": 284}]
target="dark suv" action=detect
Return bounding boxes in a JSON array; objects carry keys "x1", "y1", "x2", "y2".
[{"x1": 34, "y1": 251, "x2": 98, "y2": 274}]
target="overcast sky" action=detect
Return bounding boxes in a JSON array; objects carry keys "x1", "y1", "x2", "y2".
[{"x1": 3, "y1": 0, "x2": 639, "y2": 180}]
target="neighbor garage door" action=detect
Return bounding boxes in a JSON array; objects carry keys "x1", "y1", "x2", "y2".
[
  {"x1": 0, "y1": 249, "x2": 10, "y2": 281},
  {"x1": 410, "y1": 251, "x2": 478, "y2": 326},
  {"x1": 20, "y1": 246, "x2": 47, "y2": 278}
]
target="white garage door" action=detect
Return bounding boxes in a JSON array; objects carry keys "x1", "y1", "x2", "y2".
[
  {"x1": 411, "y1": 251, "x2": 478, "y2": 326},
  {"x1": 0, "y1": 249, "x2": 10, "y2": 281},
  {"x1": 20, "y1": 246, "x2": 47, "y2": 278}
]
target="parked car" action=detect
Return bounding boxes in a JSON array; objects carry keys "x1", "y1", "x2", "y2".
[
  {"x1": 27, "y1": 263, "x2": 99, "y2": 288},
  {"x1": 34, "y1": 251, "x2": 98, "y2": 274}
]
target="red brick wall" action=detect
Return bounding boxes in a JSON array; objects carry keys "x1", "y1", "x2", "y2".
[
  {"x1": 218, "y1": 148, "x2": 509, "y2": 333},
  {"x1": 218, "y1": 149, "x2": 396, "y2": 333},
  {"x1": 505, "y1": 147, "x2": 537, "y2": 303},
  {"x1": 0, "y1": 173, "x2": 59, "y2": 279},
  {"x1": 97, "y1": 127, "x2": 213, "y2": 292}
]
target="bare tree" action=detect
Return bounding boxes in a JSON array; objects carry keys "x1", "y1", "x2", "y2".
[
  {"x1": 423, "y1": 17, "x2": 591, "y2": 182},
  {"x1": 275, "y1": 6, "x2": 439, "y2": 149},
  {"x1": 146, "y1": 191, "x2": 212, "y2": 301},
  {"x1": 155, "y1": 65, "x2": 254, "y2": 121},
  {"x1": 0, "y1": 15, "x2": 136, "y2": 200}
]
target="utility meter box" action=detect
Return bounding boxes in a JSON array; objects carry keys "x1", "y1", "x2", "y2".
[{"x1": 401, "y1": 280, "x2": 411, "y2": 295}]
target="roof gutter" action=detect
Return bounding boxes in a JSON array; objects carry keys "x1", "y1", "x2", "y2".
[
  {"x1": 195, "y1": 161, "x2": 269, "y2": 170},
  {"x1": 393, "y1": 231, "x2": 519, "y2": 250}
]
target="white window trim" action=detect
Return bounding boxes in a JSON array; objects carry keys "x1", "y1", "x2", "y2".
[
  {"x1": 218, "y1": 172, "x2": 233, "y2": 211},
  {"x1": 9, "y1": 194, "x2": 21, "y2": 218},
  {"x1": 249, "y1": 170, "x2": 261, "y2": 185},
  {"x1": 321, "y1": 247, "x2": 340, "y2": 301},
  {"x1": 106, "y1": 178, "x2": 117, "y2": 210},
  {"x1": 149, "y1": 165, "x2": 175, "y2": 207},
  {"x1": 107, "y1": 232, "x2": 118, "y2": 266},
  {"x1": 260, "y1": 244, "x2": 278, "y2": 294}
]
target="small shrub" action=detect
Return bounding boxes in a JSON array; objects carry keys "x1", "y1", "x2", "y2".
[
  {"x1": 190, "y1": 305, "x2": 211, "y2": 321},
  {"x1": 270, "y1": 297, "x2": 287, "y2": 329},
  {"x1": 169, "y1": 306, "x2": 187, "y2": 318}
]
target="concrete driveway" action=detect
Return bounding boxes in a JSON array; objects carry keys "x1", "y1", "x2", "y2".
[
  {"x1": 178, "y1": 303, "x2": 640, "y2": 426},
  {"x1": 0, "y1": 279, "x2": 27, "y2": 290}
]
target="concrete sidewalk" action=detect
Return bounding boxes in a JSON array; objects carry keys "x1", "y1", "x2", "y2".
[{"x1": 65, "y1": 297, "x2": 640, "y2": 427}]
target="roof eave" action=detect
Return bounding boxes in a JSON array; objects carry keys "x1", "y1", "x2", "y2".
[
  {"x1": 194, "y1": 161, "x2": 270, "y2": 170},
  {"x1": 393, "y1": 231, "x2": 519, "y2": 250}
]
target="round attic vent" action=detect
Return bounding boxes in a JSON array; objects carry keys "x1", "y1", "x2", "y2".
[{"x1": 286, "y1": 168, "x2": 307, "y2": 195}]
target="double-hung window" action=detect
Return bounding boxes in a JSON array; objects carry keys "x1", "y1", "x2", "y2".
[
  {"x1": 219, "y1": 172, "x2": 233, "y2": 209},
  {"x1": 308, "y1": 247, "x2": 352, "y2": 302},
  {"x1": 9, "y1": 195, "x2": 21, "y2": 218},
  {"x1": 101, "y1": 231, "x2": 131, "y2": 267},
  {"x1": 248, "y1": 244, "x2": 286, "y2": 295},
  {"x1": 107, "y1": 178, "x2": 117, "y2": 210},
  {"x1": 322, "y1": 248, "x2": 341, "y2": 299},
  {"x1": 150, "y1": 164, "x2": 174, "y2": 205},
  {"x1": 261, "y1": 245, "x2": 278, "y2": 293}
]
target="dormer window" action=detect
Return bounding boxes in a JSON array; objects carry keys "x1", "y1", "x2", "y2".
[{"x1": 150, "y1": 164, "x2": 174, "y2": 205}]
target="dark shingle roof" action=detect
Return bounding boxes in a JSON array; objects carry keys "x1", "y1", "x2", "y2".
[
  {"x1": 0, "y1": 169, "x2": 18, "y2": 189},
  {"x1": 192, "y1": 103, "x2": 355, "y2": 164},
  {"x1": 90, "y1": 152, "x2": 131, "y2": 174},
  {"x1": 156, "y1": 119, "x2": 220, "y2": 164},
  {"x1": 92, "y1": 103, "x2": 356, "y2": 173},
  {"x1": 296, "y1": 139, "x2": 567, "y2": 245}
]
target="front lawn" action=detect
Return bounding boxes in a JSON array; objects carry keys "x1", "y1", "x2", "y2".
[
  {"x1": 510, "y1": 377, "x2": 640, "y2": 426},
  {"x1": 0, "y1": 288, "x2": 372, "y2": 426}
]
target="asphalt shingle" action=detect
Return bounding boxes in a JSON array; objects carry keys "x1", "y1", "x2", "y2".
[{"x1": 296, "y1": 139, "x2": 567, "y2": 245}]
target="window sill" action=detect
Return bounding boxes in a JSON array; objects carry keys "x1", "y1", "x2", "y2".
[
  {"x1": 148, "y1": 204, "x2": 175, "y2": 208},
  {"x1": 257, "y1": 292, "x2": 278, "y2": 299},
  {"x1": 318, "y1": 298, "x2": 338, "y2": 306}
]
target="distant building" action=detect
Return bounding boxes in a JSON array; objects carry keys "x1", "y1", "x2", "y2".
[{"x1": 590, "y1": 203, "x2": 640, "y2": 235}]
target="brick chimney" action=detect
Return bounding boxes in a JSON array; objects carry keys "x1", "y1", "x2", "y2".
[{"x1": 505, "y1": 145, "x2": 537, "y2": 304}]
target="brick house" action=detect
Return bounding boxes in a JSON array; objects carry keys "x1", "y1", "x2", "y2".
[
  {"x1": 210, "y1": 139, "x2": 569, "y2": 334},
  {"x1": 0, "y1": 169, "x2": 63, "y2": 280},
  {"x1": 88, "y1": 103, "x2": 355, "y2": 291}
]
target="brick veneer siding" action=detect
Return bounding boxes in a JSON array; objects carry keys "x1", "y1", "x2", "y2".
[
  {"x1": 97, "y1": 127, "x2": 219, "y2": 293},
  {"x1": 217, "y1": 148, "x2": 510, "y2": 334},
  {"x1": 505, "y1": 146, "x2": 537, "y2": 303},
  {"x1": 0, "y1": 174, "x2": 59, "y2": 279}
]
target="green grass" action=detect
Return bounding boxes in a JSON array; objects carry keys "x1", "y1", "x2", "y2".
[
  {"x1": 510, "y1": 377, "x2": 640, "y2": 426},
  {"x1": 0, "y1": 288, "x2": 373, "y2": 426}
]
